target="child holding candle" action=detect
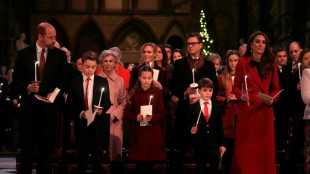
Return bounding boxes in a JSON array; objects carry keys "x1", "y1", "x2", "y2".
[
  {"x1": 67, "y1": 51, "x2": 111, "y2": 174},
  {"x1": 187, "y1": 78, "x2": 226, "y2": 174},
  {"x1": 124, "y1": 65, "x2": 166, "y2": 174}
]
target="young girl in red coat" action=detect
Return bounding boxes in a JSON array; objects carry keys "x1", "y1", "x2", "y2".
[{"x1": 124, "y1": 65, "x2": 166, "y2": 174}]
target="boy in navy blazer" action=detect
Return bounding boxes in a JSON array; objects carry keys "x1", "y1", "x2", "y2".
[
  {"x1": 187, "y1": 78, "x2": 226, "y2": 174},
  {"x1": 67, "y1": 51, "x2": 111, "y2": 174}
]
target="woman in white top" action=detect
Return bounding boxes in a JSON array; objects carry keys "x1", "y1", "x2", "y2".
[{"x1": 301, "y1": 48, "x2": 310, "y2": 173}]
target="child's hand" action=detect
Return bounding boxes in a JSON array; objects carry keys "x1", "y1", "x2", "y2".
[
  {"x1": 81, "y1": 111, "x2": 87, "y2": 119},
  {"x1": 137, "y1": 113, "x2": 143, "y2": 122},
  {"x1": 191, "y1": 125, "x2": 198, "y2": 134},
  {"x1": 95, "y1": 108, "x2": 103, "y2": 115},
  {"x1": 219, "y1": 146, "x2": 226, "y2": 157},
  {"x1": 146, "y1": 115, "x2": 152, "y2": 122}
]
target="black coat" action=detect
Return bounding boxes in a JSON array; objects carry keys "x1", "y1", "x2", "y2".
[{"x1": 187, "y1": 101, "x2": 224, "y2": 149}]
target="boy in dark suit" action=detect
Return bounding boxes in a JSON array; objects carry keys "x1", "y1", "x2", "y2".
[
  {"x1": 67, "y1": 51, "x2": 111, "y2": 174},
  {"x1": 188, "y1": 78, "x2": 226, "y2": 174}
]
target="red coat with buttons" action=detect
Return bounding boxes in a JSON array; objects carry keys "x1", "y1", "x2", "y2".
[
  {"x1": 231, "y1": 56, "x2": 280, "y2": 174},
  {"x1": 124, "y1": 86, "x2": 166, "y2": 161}
]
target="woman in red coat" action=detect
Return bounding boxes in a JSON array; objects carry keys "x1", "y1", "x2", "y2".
[
  {"x1": 216, "y1": 49, "x2": 239, "y2": 174},
  {"x1": 231, "y1": 31, "x2": 281, "y2": 174},
  {"x1": 124, "y1": 65, "x2": 166, "y2": 174}
]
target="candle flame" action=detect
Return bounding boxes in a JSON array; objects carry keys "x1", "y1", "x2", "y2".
[
  {"x1": 192, "y1": 69, "x2": 195, "y2": 73},
  {"x1": 102, "y1": 87, "x2": 105, "y2": 92},
  {"x1": 298, "y1": 63, "x2": 301, "y2": 68}
]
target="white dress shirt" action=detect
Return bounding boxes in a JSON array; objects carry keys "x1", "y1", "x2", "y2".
[{"x1": 199, "y1": 98, "x2": 212, "y2": 118}]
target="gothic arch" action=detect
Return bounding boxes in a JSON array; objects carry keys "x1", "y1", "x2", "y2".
[
  {"x1": 73, "y1": 17, "x2": 106, "y2": 58},
  {"x1": 109, "y1": 16, "x2": 158, "y2": 47},
  {"x1": 160, "y1": 20, "x2": 186, "y2": 50},
  {"x1": 48, "y1": 18, "x2": 71, "y2": 49}
]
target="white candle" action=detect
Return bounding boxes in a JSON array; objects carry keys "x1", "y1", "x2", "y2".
[
  {"x1": 149, "y1": 95, "x2": 153, "y2": 105},
  {"x1": 192, "y1": 69, "x2": 195, "y2": 83},
  {"x1": 244, "y1": 75, "x2": 249, "y2": 106},
  {"x1": 98, "y1": 87, "x2": 105, "y2": 106},
  {"x1": 150, "y1": 62, "x2": 152, "y2": 68},
  {"x1": 298, "y1": 63, "x2": 301, "y2": 81},
  {"x1": 35, "y1": 61, "x2": 39, "y2": 81}
]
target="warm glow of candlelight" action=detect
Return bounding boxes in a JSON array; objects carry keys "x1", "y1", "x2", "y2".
[
  {"x1": 192, "y1": 69, "x2": 195, "y2": 83},
  {"x1": 149, "y1": 95, "x2": 153, "y2": 105},
  {"x1": 35, "y1": 61, "x2": 39, "y2": 81},
  {"x1": 298, "y1": 63, "x2": 301, "y2": 80},
  {"x1": 98, "y1": 87, "x2": 105, "y2": 107}
]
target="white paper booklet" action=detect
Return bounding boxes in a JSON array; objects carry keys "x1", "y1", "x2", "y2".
[
  {"x1": 34, "y1": 87, "x2": 60, "y2": 103},
  {"x1": 85, "y1": 109, "x2": 97, "y2": 126},
  {"x1": 140, "y1": 105, "x2": 152, "y2": 126},
  {"x1": 153, "y1": 69, "x2": 159, "y2": 81},
  {"x1": 256, "y1": 89, "x2": 284, "y2": 102}
]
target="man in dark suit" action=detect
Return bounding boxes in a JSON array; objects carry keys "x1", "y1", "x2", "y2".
[
  {"x1": 274, "y1": 48, "x2": 290, "y2": 150},
  {"x1": 67, "y1": 51, "x2": 111, "y2": 174},
  {"x1": 13, "y1": 22, "x2": 68, "y2": 174},
  {"x1": 282, "y1": 41, "x2": 303, "y2": 75},
  {"x1": 170, "y1": 32, "x2": 218, "y2": 173}
]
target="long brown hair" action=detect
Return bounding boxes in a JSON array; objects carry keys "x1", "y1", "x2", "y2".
[
  {"x1": 127, "y1": 65, "x2": 154, "y2": 101},
  {"x1": 222, "y1": 50, "x2": 239, "y2": 89},
  {"x1": 244, "y1": 31, "x2": 275, "y2": 78}
]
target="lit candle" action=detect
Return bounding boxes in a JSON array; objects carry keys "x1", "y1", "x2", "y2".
[
  {"x1": 192, "y1": 69, "x2": 195, "y2": 83},
  {"x1": 150, "y1": 62, "x2": 152, "y2": 68},
  {"x1": 244, "y1": 75, "x2": 249, "y2": 106},
  {"x1": 35, "y1": 61, "x2": 39, "y2": 81},
  {"x1": 0, "y1": 83, "x2": 3, "y2": 93},
  {"x1": 98, "y1": 87, "x2": 105, "y2": 107},
  {"x1": 298, "y1": 63, "x2": 301, "y2": 81},
  {"x1": 149, "y1": 95, "x2": 153, "y2": 105}
]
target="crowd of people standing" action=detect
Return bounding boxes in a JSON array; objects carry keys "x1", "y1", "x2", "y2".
[{"x1": 0, "y1": 22, "x2": 310, "y2": 174}]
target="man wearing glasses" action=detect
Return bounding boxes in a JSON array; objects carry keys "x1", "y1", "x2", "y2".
[{"x1": 170, "y1": 32, "x2": 218, "y2": 173}]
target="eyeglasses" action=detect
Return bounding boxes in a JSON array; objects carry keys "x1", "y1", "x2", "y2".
[{"x1": 186, "y1": 42, "x2": 201, "y2": 46}]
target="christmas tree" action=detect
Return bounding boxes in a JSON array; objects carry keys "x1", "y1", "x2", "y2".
[{"x1": 200, "y1": 10, "x2": 213, "y2": 56}]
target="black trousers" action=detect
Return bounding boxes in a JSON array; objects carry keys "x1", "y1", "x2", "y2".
[
  {"x1": 19, "y1": 101, "x2": 58, "y2": 174},
  {"x1": 193, "y1": 147, "x2": 220, "y2": 174},
  {"x1": 76, "y1": 125, "x2": 106, "y2": 174}
]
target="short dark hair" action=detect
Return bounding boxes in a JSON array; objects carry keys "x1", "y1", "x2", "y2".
[
  {"x1": 274, "y1": 48, "x2": 286, "y2": 55},
  {"x1": 163, "y1": 44, "x2": 172, "y2": 50},
  {"x1": 198, "y1": 78, "x2": 214, "y2": 89},
  {"x1": 81, "y1": 51, "x2": 99, "y2": 64},
  {"x1": 186, "y1": 32, "x2": 203, "y2": 43}
]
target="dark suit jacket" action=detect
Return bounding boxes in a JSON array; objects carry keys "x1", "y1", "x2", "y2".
[
  {"x1": 67, "y1": 75, "x2": 111, "y2": 134},
  {"x1": 187, "y1": 101, "x2": 224, "y2": 148},
  {"x1": 172, "y1": 56, "x2": 218, "y2": 102},
  {"x1": 13, "y1": 45, "x2": 68, "y2": 105}
]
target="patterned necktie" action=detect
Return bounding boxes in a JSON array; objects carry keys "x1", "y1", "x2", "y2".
[
  {"x1": 204, "y1": 102, "x2": 209, "y2": 122},
  {"x1": 85, "y1": 77, "x2": 90, "y2": 110},
  {"x1": 39, "y1": 49, "x2": 45, "y2": 80}
]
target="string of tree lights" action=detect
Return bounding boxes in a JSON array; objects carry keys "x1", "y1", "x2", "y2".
[{"x1": 200, "y1": 10, "x2": 213, "y2": 56}]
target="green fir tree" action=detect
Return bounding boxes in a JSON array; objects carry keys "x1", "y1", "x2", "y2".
[{"x1": 200, "y1": 10, "x2": 213, "y2": 56}]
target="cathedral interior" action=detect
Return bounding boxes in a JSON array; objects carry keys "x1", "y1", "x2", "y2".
[{"x1": 0, "y1": 0, "x2": 310, "y2": 72}]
